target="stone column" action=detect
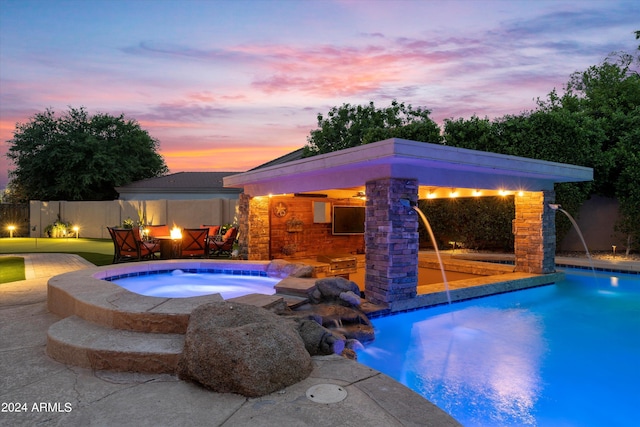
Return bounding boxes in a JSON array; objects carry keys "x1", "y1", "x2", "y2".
[
  {"x1": 237, "y1": 194, "x2": 270, "y2": 260},
  {"x1": 236, "y1": 194, "x2": 250, "y2": 259},
  {"x1": 364, "y1": 178, "x2": 419, "y2": 305},
  {"x1": 514, "y1": 190, "x2": 556, "y2": 274}
]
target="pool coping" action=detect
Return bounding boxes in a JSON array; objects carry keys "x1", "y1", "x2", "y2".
[
  {"x1": 383, "y1": 271, "x2": 566, "y2": 315},
  {"x1": 47, "y1": 260, "x2": 275, "y2": 334}
]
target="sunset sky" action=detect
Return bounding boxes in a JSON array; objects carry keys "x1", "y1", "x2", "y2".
[{"x1": 1, "y1": 0, "x2": 638, "y2": 190}]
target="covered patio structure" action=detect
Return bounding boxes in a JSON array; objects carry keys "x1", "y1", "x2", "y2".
[{"x1": 224, "y1": 138, "x2": 592, "y2": 309}]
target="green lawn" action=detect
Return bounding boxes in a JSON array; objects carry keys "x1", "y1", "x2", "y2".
[
  {"x1": 0, "y1": 237, "x2": 113, "y2": 256},
  {"x1": 0, "y1": 237, "x2": 114, "y2": 274},
  {"x1": 0, "y1": 256, "x2": 26, "y2": 284},
  {"x1": 0, "y1": 237, "x2": 114, "y2": 284}
]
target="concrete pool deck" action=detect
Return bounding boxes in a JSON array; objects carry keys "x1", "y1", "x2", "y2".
[{"x1": 1, "y1": 253, "x2": 460, "y2": 426}]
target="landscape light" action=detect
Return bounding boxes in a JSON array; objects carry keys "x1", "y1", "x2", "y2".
[
  {"x1": 73, "y1": 226, "x2": 79, "y2": 238},
  {"x1": 8, "y1": 225, "x2": 16, "y2": 238}
]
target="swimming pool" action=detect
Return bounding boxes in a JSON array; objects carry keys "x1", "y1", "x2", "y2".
[
  {"x1": 108, "y1": 269, "x2": 279, "y2": 299},
  {"x1": 357, "y1": 269, "x2": 640, "y2": 427}
]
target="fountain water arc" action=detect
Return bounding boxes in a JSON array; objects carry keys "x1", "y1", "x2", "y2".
[
  {"x1": 413, "y1": 206, "x2": 452, "y2": 304},
  {"x1": 549, "y1": 204, "x2": 597, "y2": 276}
]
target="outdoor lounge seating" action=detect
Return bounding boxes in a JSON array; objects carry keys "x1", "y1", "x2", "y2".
[
  {"x1": 145, "y1": 224, "x2": 170, "y2": 241},
  {"x1": 201, "y1": 224, "x2": 221, "y2": 240},
  {"x1": 180, "y1": 228, "x2": 209, "y2": 258},
  {"x1": 136, "y1": 227, "x2": 161, "y2": 259},
  {"x1": 209, "y1": 227, "x2": 238, "y2": 257},
  {"x1": 107, "y1": 227, "x2": 159, "y2": 263}
]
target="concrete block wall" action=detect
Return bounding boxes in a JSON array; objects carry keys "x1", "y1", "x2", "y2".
[
  {"x1": 559, "y1": 195, "x2": 627, "y2": 251},
  {"x1": 29, "y1": 199, "x2": 237, "y2": 239}
]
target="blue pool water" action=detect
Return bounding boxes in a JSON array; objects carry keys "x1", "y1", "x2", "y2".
[
  {"x1": 357, "y1": 270, "x2": 640, "y2": 427},
  {"x1": 110, "y1": 270, "x2": 279, "y2": 299}
]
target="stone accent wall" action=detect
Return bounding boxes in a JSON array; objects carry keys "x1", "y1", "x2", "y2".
[
  {"x1": 364, "y1": 178, "x2": 419, "y2": 305},
  {"x1": 514, "y1": 190, "x2": 556, "y2": 273},
  {"x1": 236, "y1": 194, "x2": 250, "y2": 259},
  {"x1": 237, "y1": 194, "x2": 270, "y2": 260},
  {"x1": 248, "y1": 196, "x2": 270, "y2": 260}
]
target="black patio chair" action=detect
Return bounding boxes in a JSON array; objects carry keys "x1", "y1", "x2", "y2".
[
  {"x1": 108, "y1": 227, "x2": 159, "y2": 263},
  {"x1": 180, "y1": 228, "x2": 209, "y2": 258}
]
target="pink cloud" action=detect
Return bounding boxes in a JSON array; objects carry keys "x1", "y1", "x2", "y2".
[
  {"x1": 119, "y1": 38, "x2": 475, "y2": 99},
  {"x1": 236, "y1": 36, "x2": 498, "y2": 98}
]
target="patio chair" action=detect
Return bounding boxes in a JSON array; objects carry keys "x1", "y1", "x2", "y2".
[
  {"x1": 201, "y1": 224, "x2": 221, "y2": 240},
  {"x1": 145, "y1": 224, "x2": 170, "y2": 241},
  {"x1": 180, "y1": 228, "x2": 209, "y2": 258},
  {"x1": 209, "y1": 227, "x2": 238, "y2": 257},
  {"x1": 134, "y1": 227, "x2": 160, "y2": 260},
  {"x1": 108, "y1": 227, "x2": 159, "y2": 263}
]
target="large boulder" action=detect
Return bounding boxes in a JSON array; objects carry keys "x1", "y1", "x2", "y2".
[
  {"x1": 266, "y1": 259, "x2": 314, "y2": 278},
  {"x1": 311, "y1": 276, "x2": 362, "y2": 306},
  {"x1": 178, "y1": 301, "x2": 313, "y2": 397}
]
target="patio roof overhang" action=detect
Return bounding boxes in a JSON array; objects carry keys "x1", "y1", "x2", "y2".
[{"x1": 224, "y1": 138, "x2": 593, "y2": 196}]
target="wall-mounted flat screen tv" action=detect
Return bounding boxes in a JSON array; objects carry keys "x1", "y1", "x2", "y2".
[{"x1": 332, "y1": 205, "x2": 365, "y2": 235}]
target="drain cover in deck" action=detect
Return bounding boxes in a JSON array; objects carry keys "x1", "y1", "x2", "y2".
[{"x1": 305, "y1": 384, "x2": 347, "y2": 404}]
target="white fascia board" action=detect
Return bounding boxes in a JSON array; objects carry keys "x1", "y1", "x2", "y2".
[{"x1": 224, "y1": 138, "x2": 593, "y2": 195}]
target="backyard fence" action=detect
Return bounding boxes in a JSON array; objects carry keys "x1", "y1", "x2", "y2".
[
  {"x1": 28, "y1": 199, "x2": 238, "y2": 239},
  {"x1": 0, "y1": 203, "x2": 30, "y2": 238}
]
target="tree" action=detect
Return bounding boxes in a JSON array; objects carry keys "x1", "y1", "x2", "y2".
[
  {"x1": 6, "y1": 107, "x2": 168, "y2": 201},
  {"x1": 303, "y1": 100, "x2": 442, "y2": 156},
  {"x1": 555, "y1": 53, "x2": 640, "y2": 249},
  {"x1": 444, "y1": 108, "x2": 601, "y2": 241},
  {"x1": 440, "y1": 115, "x2": 496, "y2": 152}
]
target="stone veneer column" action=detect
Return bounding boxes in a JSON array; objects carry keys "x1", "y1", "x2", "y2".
[
  {"x1": 237, "y1": 194, "x2": 270, "y2": 260},
  {"x1": 514, "y1": 190, "x2": 556, "y2": 274},
  {"x1": 364, "y1": 178, "x2": 419, "y2": 305}
]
